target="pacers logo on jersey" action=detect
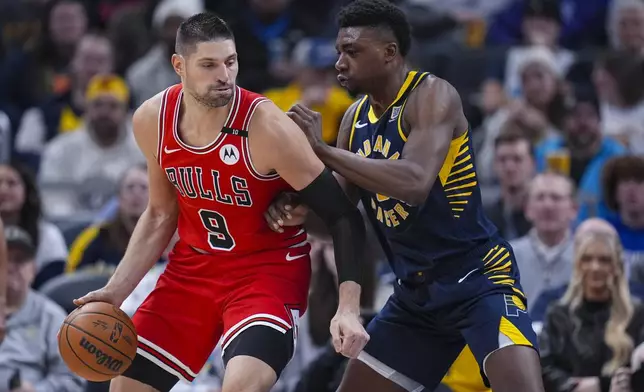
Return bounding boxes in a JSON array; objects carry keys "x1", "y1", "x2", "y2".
[
  {"x1": 504, "y1": 294, "x2": 527, "y2": 317},
  {"x1": 220, "y1": 144, "x2": 239, "y2": 165}
]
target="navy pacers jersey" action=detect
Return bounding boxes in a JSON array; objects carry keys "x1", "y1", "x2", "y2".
[{"x1": 348, "y1": 71, "x2": 498, "y2": 280}]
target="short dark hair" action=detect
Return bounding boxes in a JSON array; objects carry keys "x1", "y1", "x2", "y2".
[
  {"x1": 337, "y1": 0, "x2": 412, "y2": 57},
  {"x1": 602, "y1": 155, "x2": 644, "y2": 211},
  {"x1": 494, "y1": 124, "x2": 535, "y2": 158},
  {"x1": 176, "y1": 12, "x2": 234, "y2": 55},
  {"x1": 597, "y1": 50, "x2": 644, "y2": 107}
]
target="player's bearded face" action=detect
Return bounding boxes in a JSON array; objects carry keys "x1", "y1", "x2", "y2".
[{"x1": 188, "y1": 80, "x2": 235, "y2": 108}]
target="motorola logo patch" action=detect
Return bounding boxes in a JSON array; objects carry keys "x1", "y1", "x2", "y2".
[{"x1": 220, "y1": 144, "x2": 240, "y2": 165}]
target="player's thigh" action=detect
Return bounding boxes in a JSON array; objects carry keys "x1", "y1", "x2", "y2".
[
  {"x1": 460, "y1": 292, "x2": 543, "y2": 392},
  {"x1": 122, "y1": 270, "x2": 224, "y2": 391},
  {"x1": 343, "y1": 295, "x2": 465, "y2": 391}
]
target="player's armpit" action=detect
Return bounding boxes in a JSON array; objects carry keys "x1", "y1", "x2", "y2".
[{"x1": 314, "y1": 78, "x2": 462, "y2": 206}]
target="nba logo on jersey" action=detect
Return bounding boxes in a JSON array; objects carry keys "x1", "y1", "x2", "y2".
[
  {"x1": 503, "y1": 294, "x2": 527, "y2": 317},
  {"x1": 220, "y1": 144, "x2": 239, "y2": 165},
  {"x1": 389, "y1": 106, "x2": 402, "y2": 122}
]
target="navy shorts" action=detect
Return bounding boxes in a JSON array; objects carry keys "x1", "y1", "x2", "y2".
[{"x1": 359, "y1": 241, "x2": 539, "y2": 391}]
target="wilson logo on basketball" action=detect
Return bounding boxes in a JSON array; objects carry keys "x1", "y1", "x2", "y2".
[{"x1": 79, "y1": 337, "x2": 124, "y2": 372}]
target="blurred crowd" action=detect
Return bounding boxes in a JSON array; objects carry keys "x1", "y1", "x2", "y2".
[{"x1": 2, "y1": 0, "x2": 644, "y2": 391}]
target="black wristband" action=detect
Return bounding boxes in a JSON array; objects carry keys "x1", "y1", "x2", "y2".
[{"x1": 298, "y1": 169, "x2": 365, "y2": 284}]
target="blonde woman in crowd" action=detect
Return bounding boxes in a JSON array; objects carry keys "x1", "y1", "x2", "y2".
[{"x1": 540, "y1": 223, "x2": 644, "y2": 392}]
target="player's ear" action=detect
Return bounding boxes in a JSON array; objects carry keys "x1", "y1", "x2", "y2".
[
  {"x1": 384, "y1": 42, "x2": 398, "y2": 63},
  {"x1": 171, "y1": 54, "x2": 184, "y2": 76}
]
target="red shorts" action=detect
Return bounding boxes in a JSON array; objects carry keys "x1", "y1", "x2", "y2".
[{"x1": 131, "y1": 241, "x2": 311, "y2": 382}]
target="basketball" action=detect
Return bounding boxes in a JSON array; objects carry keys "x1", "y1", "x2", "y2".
[{"x1": 58, "y1": 302, "x2": 138, "y2": 382}]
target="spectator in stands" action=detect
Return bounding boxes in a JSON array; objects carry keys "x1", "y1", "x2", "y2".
[
  {"x1": 0, "y1": 163, "x2": 67, "y2": 289},
  {"x1": 511, "y1": 173, "x2": 576, "y2": 307},
  {"x1": 483, "y1": 128, "x2": 534, "y2": 238},
  {"x1": 478, "y1": 46, "x2": 566, "y2": 187},
  {"x1": 126, "y1": 0, "x2": 204, "y2": 107},
  {"x1": 38, "y1": 74, "x2": 144, "y2": 218},
  {"x1": 484, "y1": 0, "x2": 575, "y2": 104},
  {"x1": 229, "y1": 0, "x2": 319, "y2": 92},
  {"x1": 535, "y1": 86, "x2": 625, "y2": 223},
  {"x1": 601, "y1": 156, "x2": 644, "y2": 282},
  {"x1": 486, "y1": 0, "x2": 609, "y2": 49},
  {"x1": 264, "y1": 38, "x2": 354, "y2": 145},
  {"x1": 0, "y1": 225, "x2": 84, "y2": 392},
  {"x1": 0, "y1": 0, "x2": 89, "y2": 111},
  {"x1": 539, "y1": 226, "x2": 644, "y2": 392},
  {"x1": 14, "y1": 33, "x2": 114, "y2": 170},
  {"x1": 105, "y1": 3, "x2": 151, "y2": 76},
  {"x1": 607, "y1": 0, "x2": 644, "y2": 54},
  {"x1": 529, "y1": 217, "x2": 644, "y2": 324},
  {"x1": 593, "y1": 51, "x2": 644, "y2": 154},
  {"x1": 66, "y1": 164, "x2": 151, "y2": 275}
]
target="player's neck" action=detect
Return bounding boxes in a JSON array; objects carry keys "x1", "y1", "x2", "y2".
[
  {"x1": 183, "y1": 93, "x2": 232, "y2": 131},
  {"x1": 368, "y1": 68, "x2": 409, "y2": 117}
]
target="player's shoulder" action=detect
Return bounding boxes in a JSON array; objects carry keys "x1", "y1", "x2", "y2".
[
  {"x1": 133, "y1": 89, "x2": 167, "y2": 126},
  {"x1": 339, "y1": 97, "x2": 366, "y2": 126},
  {"x1": 406, "y1": 74, "x2": 463, "y2": 121},
  {"x1": 413, "y1": 74, "x2": 460, "y2": 103}
]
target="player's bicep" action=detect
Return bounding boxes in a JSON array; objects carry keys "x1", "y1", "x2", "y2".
[
  {"x1": 131, "y1": 102, "x2": 178, "y2": 214},
  {"x1": 260, "y1": 108, "x2": 325, "y2": 191},
  {"x1": 401, "y1": 79, "x2": 462, "y2": 186}
]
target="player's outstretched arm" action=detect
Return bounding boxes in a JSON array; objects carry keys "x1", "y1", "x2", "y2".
[
  {"x1": 290, "y1": 78, "x2": 463, "y2": 206},
  {"x1": 75, "y1": 96, "x2": 178, "y2": 308},
  {"x1": 265, "y1": 101, "x2": 362, "y2": 232},
  {"x1": 250, "y1": 101, "x2": 369, "y2": 358}
]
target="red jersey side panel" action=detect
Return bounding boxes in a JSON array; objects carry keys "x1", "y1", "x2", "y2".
[{"x1": 157, "y1": 84, "x2": 307, "y2": 256}]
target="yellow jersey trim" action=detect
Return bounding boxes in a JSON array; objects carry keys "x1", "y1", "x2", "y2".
[
  {"x1": 348, "y1": 96, "x2": 369, "y2": 151},
  {"x1": 367, "y1": 71, "x2": 418, "y2": 123},
  {"x1": 66, "y1": 225, "x2": 101, "y2": 273}
]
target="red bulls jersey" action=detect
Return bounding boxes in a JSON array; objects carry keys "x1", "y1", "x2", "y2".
[{"x1": 157, "y1": 84, "x2": 307, "y2": 256}]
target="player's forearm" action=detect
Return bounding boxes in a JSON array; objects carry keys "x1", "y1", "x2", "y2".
[
  {"x1": 106, "y1": 208, "x2": 177, "y2": 296},
  {"x1": 298, "y1": 170, "x2": 366, "y2": 305},
  {"x1": 316, "y1": 144, "x2": 430, "y2": 205},
  {"x1": 337, "y1": 281, "x2": 362, "y2": 314}
]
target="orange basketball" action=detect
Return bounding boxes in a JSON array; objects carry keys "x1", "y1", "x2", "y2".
[{"x1": 58, "y1": 302, "x2": 138, "y2": 382}]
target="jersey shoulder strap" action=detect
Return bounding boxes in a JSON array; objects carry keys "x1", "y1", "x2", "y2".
[{"x1": 224, "y1": 87, "x2": 269, "y2": 137}]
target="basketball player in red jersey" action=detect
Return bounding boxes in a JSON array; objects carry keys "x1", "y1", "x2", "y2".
[{"x1": 73, "y1": 12, "x2": 369, "y2": 392}]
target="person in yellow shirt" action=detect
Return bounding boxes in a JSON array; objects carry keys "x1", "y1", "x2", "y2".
[{"x1": 264, "y1": 38, "x2": 354, "y2": 145}]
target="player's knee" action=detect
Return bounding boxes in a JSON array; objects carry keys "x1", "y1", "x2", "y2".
[
  {"x1": 484, "y1": 345, "x2": 543, "y2": 392},
  {"x1": 222, "y1": 355, "x2": 277, "y2": 392}
]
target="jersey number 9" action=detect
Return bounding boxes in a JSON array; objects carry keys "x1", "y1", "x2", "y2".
[{"x1": 198, "y1": 209, "x2": 235, "y2": 251}]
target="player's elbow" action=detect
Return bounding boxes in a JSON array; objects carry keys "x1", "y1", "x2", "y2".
[
  {"x1": 400, "y1": 169, "x2": 432, "y2": 206},
  {"x1": 402, "y1": 186, "x2": 430, "y2": 206},
  {"x1": 146, "y1": 203, "x2": 178, "y2": 228}
]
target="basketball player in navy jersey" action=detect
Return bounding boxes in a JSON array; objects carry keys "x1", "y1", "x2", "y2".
[{"x1": 267, "y1": 1, "x2": 545, "y2": 391}]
